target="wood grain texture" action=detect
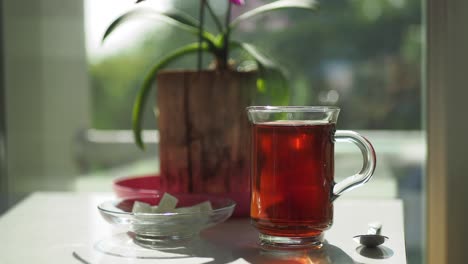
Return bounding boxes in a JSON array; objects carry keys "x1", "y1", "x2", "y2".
[{"x1": 157, "y1": 70, "x2": 256, "y2": 194}]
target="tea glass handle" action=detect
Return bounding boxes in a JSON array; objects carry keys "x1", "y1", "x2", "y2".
[{"x1": 332, "y1": 130, "x2": 376, "y2": 201}]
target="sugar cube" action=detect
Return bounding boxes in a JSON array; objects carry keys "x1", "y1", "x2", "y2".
[
  {"x1": 132, "y1": 201, "x2": 152, "y2": 214},
  {"x1": 152, "y1": 193, "x2": 178, "y2": 213}
]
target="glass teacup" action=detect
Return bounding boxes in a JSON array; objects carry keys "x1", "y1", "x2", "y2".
[{"x1": 247, "y1": 106, "x2": 376, "y2": 248}]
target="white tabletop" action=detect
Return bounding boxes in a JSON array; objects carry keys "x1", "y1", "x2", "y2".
[{"x1": 0, "y1": 192, "x2": 406, "y2": 264}]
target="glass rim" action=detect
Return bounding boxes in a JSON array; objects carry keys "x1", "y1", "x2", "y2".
[{"x1": 246, "y1": 106, "x2": 340, "y2": 113}]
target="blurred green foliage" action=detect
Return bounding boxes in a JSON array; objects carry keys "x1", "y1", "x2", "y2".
[{"x1": 89, "y1": 0, "x2": 421, "y2": 130}]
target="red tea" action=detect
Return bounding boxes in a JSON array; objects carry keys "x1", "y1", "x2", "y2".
[{"x1": 251, "y1": 121, "x2": 335, "y2": 237}]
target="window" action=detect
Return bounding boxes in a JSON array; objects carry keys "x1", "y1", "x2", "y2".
[{"x1": 5, "y1": 0, "x2": 468, "y2": 261}]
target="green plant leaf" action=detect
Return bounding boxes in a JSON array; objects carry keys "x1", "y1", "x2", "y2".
[
  {"x1": 230, "y1": 0, "x2": 318, "y2": 29},
  {"x1": 102, "y1": 7, "x2": 217, "y2": 46},
  {"x1": 231, "y1": 41, "x2": 290, "y2": 105},
  {"x1": 133, "y1": 42, "x2": 211, "y2": 149}
]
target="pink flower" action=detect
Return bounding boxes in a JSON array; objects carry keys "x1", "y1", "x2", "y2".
[{"x1": 230, "y1": 0, "x2": 245, "y2": 5}]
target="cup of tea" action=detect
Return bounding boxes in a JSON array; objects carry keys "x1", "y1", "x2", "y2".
[{"x1": 246, "y1": 106, "x2": 376, "y2": 249}]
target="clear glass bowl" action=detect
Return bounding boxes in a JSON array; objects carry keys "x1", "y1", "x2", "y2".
[{"x1": 98, "y1": 194, "x2": 236, "y2": 249}]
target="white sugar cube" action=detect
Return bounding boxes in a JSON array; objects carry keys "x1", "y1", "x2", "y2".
[
  {"x1": 131, "y1": 193, "x2": 213, "y2": 216},
  {"x1": 132, "y1": 201, "x2": 152, "y2": 214},
  {"x1": 152, "y1": 193, "x2": 178, "y2": 213},
  {"x1": 175, "y1": 201, "x2": 213, "y2": 213}
]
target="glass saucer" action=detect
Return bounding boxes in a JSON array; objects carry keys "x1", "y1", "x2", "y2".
[
  {"x1": 97, "y1": 193, "x2": 236, "y2": 249},
  {"x1": 94, "y1": 232, "x2": 192, "y2": 259}
]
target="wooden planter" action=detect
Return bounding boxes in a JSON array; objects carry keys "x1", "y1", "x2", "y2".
[{"x1": 156, "y1": 70, "x2": 256, "y2": 215}]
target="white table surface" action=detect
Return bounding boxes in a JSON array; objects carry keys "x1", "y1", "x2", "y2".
[{"x1": 0, "y1": 192, "x2": 406, "y2": 264}]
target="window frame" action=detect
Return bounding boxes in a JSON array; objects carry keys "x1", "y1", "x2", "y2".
[
  {"x1": 0, "y1": 0, "x2": 7, "y2": 213},
  {"x1": 426, "y1": 0, "x2": 468, "y2": 263}
]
